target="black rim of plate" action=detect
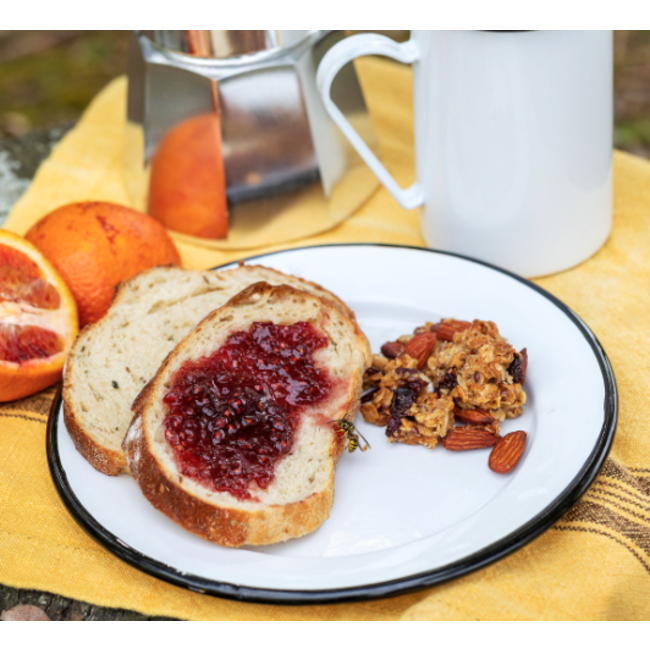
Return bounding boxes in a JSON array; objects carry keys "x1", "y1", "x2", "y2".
[{"x1": 46, "y1": 243, "x2": 618, "y2": 605}]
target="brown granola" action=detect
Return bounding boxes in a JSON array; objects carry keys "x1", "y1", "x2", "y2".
[
  {"x1": 360, "y1": 318, "x2": 527, "y2": 448},
  {"x1": 390, "y1": 393, "x2": 455, "y2": 448},
  {"x1": 426, "y1": 319, "x2": 526, "y2": 423}
]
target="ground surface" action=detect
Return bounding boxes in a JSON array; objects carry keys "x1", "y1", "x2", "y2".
[{"x1": 0, "y1": 586, "x2": 177, "y2": 621}]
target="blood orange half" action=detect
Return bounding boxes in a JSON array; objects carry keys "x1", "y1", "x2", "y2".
[{"x1": 0, "y1": 230, "x2": 79, "y2": 402}]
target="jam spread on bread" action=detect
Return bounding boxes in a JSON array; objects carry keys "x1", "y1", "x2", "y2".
[{"x1": 162, "y1": 321, "x2": 331, "y2": 500}]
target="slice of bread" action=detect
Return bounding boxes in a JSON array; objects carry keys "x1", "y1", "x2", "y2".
[
  {"x1": 122, "y1": 282, "x2": 372, "y2": 546},
  {"x1": 63, "y1": 264, "x2": 356, "y2": 476}
]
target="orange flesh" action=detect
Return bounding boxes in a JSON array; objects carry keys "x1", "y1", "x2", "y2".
[
  {"x1": 0, "y1": 243, "x2": 60, "y2": 309},
  {"x1": 0, "y1": 242, "x2": 64, "y2": 364},
  {"x1": 0, "y1": 323, "x2": 63, "y2": 363}
]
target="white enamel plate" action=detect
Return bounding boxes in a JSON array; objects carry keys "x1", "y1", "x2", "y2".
[{"x1": 47, "y1": 245, "x2": 617, "y2": 604}]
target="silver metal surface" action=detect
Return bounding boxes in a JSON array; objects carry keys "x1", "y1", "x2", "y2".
[
  {"x1": 141, "y1": 30, "x2": 313, "y2": 59},
  {"x1": 124, "y1": 30, "x2": 380, "y2": 246}
]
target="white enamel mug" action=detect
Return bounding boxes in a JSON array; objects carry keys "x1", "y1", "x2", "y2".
[{"x1": 317, "y1": 30, "x2": 613, "y2": 277}]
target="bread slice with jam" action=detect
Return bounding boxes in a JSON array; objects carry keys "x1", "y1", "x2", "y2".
[
  {"x1": 63, "y1": 264, "x2": 356, "y2": 476},
  {"x1": 122, "y1": 282, "x2": 372, "y2": 547}
]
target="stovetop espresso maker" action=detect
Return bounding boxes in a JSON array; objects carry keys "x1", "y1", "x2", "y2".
[{"x1": 124, "y1": 30, "x2": 379, "y2": 247}]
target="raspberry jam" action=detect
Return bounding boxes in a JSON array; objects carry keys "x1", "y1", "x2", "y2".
[{"x1": 163, "y1": 321, "x2": 331, "y2": 500}]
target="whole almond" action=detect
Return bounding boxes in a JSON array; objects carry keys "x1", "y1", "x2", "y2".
[
  {"x1": 453, "y1": 407, "x2": 497, "y2": 426},
  {"x1": 434, "y1": 320, "x2": 471, "y2": 341},
  {"x1": 440, "y1": 427, "x2": 500, "y2": 451},
  {"x1": 403, "y1": 331, "x2": 437, "y2": 369},
  {"x1": 488, "y1": 430, "x2": 527, "y2": 473},
  {"x1": 381, "y1": 341, "x2": 406, "y2": 359}
]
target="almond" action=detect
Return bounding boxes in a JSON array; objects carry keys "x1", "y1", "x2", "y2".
[
  {"x1": 440, "y1": 427, "x2": 500, "y2": 451},
  {"x1": 434, "y1": 320, "x2": 471, "y2": 341},
  {"x1": 453, "y1": 407, "x2": 496, "y2": 426},
  {"x1": 488, "y1": 430, "x2": 527, "y2": 473},
  {"x1": 403, "y1": 331, "x2": 437, "y2": 369},
  {"x1": 381, "y1": 341, "x2": 406, "y2": 359}
]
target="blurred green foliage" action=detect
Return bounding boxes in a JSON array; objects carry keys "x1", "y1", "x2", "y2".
[
  {"x1": 615, "y1": 121, "x2": 650, "y2": 148},
  {"x1": 0, "y1": 31, "x2": 128, "y2": 135},
  {"x1": 2, "y1": 30, "x2": 650, "y2": 158},
  {"x1": 614, "y1": 30, "x2": 650, "y2": 157}
]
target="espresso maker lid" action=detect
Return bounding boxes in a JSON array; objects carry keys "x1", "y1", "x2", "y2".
[{"x1": 141, "y1": 30, "x2": 320, "y2": 59}]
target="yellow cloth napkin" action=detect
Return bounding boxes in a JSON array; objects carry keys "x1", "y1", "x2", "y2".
[{"x1": 2, "y1": 58, "x2": 650, "y2": 620}]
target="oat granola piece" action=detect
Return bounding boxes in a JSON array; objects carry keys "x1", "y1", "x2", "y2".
[
  {"x1": 385, "y1": 393, "x2": 455, "y2": 449},
  {"x1": 360, "y1": 355, "x2": 430, "y2": 430},
  {"x1": 362, "y1": 368, "x2": 382, "y2": 390},
  {"x1": 362, "y1": 354, "x2": 391, "y2": 390},
  {"x1": 413, "y1": 321, "x2": 436, "y2": 336},
  {"x1": 359, "y1": 400, "x2": 388, "y2": 427},
  {"x1": 360, "y1": 318, "x2": 527, "y2": 450},
  {"x1": 426, "y1": 319, "x2": 526, "y2": 424}
]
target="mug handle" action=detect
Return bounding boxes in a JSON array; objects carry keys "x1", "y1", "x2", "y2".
[{"x1": 316, "y1": 34, "x2": 424, "y2": 211}]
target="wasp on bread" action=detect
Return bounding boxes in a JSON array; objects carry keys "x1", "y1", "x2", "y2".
[{"x1": 331, "y1": 416, "x2": 371, "y2": 453}]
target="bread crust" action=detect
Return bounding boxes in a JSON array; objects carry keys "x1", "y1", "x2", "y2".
[
  {"x1": 63, "y1": 396, "x2": 125, "y2": 476},
  {"x1": 124, "y1": 412, "x2": 339, "y2": 546},
  {"x1": 62, "y1": 264, "x2": 358, "y2": 476},
  {"x1": 122, "y1": 282, "x2": 370, "y2": 546},
  {"x1": 234, "y1": 263, "x2": 356, "y2": 322}
]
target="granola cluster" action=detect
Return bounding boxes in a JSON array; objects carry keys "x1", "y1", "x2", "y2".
[
  {"x1": 360, "y1": 319, "x2": 527, "y2": 449},
  {"x1": 360, "y1": 354, "x2": 453, "y2": 448},
  {"x1": 426, "y1": 319, "x2": 526, "y2": 421}
]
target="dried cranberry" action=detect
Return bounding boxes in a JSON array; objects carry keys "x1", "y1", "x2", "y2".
[
  {"x1": 394, "y1": 367, "x2": 427, "y2": 394},
  {"x1": 386, "y1": 415, "x2": 402, "y2": 438},
  {"x1": 408, "y1": 379, "x2": 427, "y2": 394},
  {"x1": 390, "y1": 386, "x2": 417, "y2": 416},
  {"x1": 508, "y1": 348, "x2": 528, "y2": 384},
  {"x1": 439, "y1": 368, "x2": 458, "y2": 391},
  {"x1": 162, "y1": 321, "x2": 331, "y2": 500}
]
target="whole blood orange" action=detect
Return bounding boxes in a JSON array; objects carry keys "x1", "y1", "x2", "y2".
[
  {"x1": 25, "y1": 201, "x2": 181, "y2": 327},
  {"x1": 0, "y1": 230, "x2": 79, "y2": 402},
  {"x1": 148, "y1": 112, "x2": 228, "y2": 239}
]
